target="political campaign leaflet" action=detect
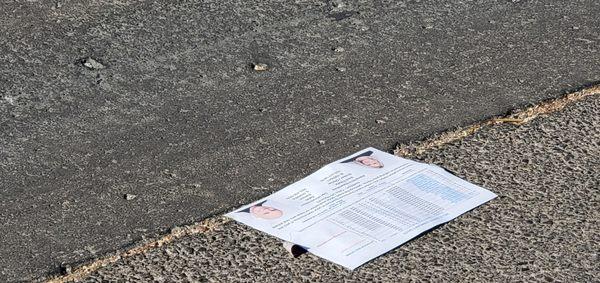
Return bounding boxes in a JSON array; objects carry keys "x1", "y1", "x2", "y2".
[{"x1": 227, "y1": 148, "x2": 496, "y2": 269}]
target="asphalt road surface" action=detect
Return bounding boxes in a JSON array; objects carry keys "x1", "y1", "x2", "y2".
[
  {"x1": 84, "y1": 95, "x2": 599, "y2": 282},
  {"x1": 1, "y1": 0, "x2": 599, "y2": 281}
]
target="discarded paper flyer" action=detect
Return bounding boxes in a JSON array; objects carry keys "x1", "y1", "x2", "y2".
[{"x1": 226, "y1": 147, "x2": 496, "y2": 269}]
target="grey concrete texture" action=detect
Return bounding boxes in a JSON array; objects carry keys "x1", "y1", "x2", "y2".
[
  {"x1": 84, "y1": 96, "x2": 599, "y2": 282},
  {"x1": 2, "y1": 0, "x2": 600, "y2": 280}
]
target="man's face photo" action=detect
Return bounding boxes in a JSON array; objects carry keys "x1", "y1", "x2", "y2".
[
  {"x1": 341, "y1": 151, "x2": 384, "y2": 168},
  {"x1": 354, "y1": 156, "x2": 383, "y2": 168},
  {"x1": 250, "y1": 205, "x2": 283, "y2": 219}
]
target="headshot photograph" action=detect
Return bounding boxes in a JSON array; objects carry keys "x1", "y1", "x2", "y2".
[
  {"x1": 238, "y1": 200, "x2": 284, "y2": 220},
  {"x1": 340, "y1": 150, "x2": 384, "y2": 168}
]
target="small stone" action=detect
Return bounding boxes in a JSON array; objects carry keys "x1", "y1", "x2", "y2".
[
  {"x1": 318, "y1": 140, "x2": 326, "y2": 144},
  {"x1": 60, "y1": 264, "x2": 72, "y2": 275},
  {"x1": 253, "y1": 63, "x2": 268, "y2": 71},
  {"x1": 82, "y1": 57, "x2": 105, "y2": 70},
  {"x1": 124, "y1": 194, "x2": 137, "y2": 201},
  {"x1": 300, "y1": 270, "x2": 312, "y2": 277},
  {"x1": 163, "y1": 170, "x2": 177, "y2": 178},
  {"x1": 3, "y1": 96, "x2": 16, "y2": 105}
]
